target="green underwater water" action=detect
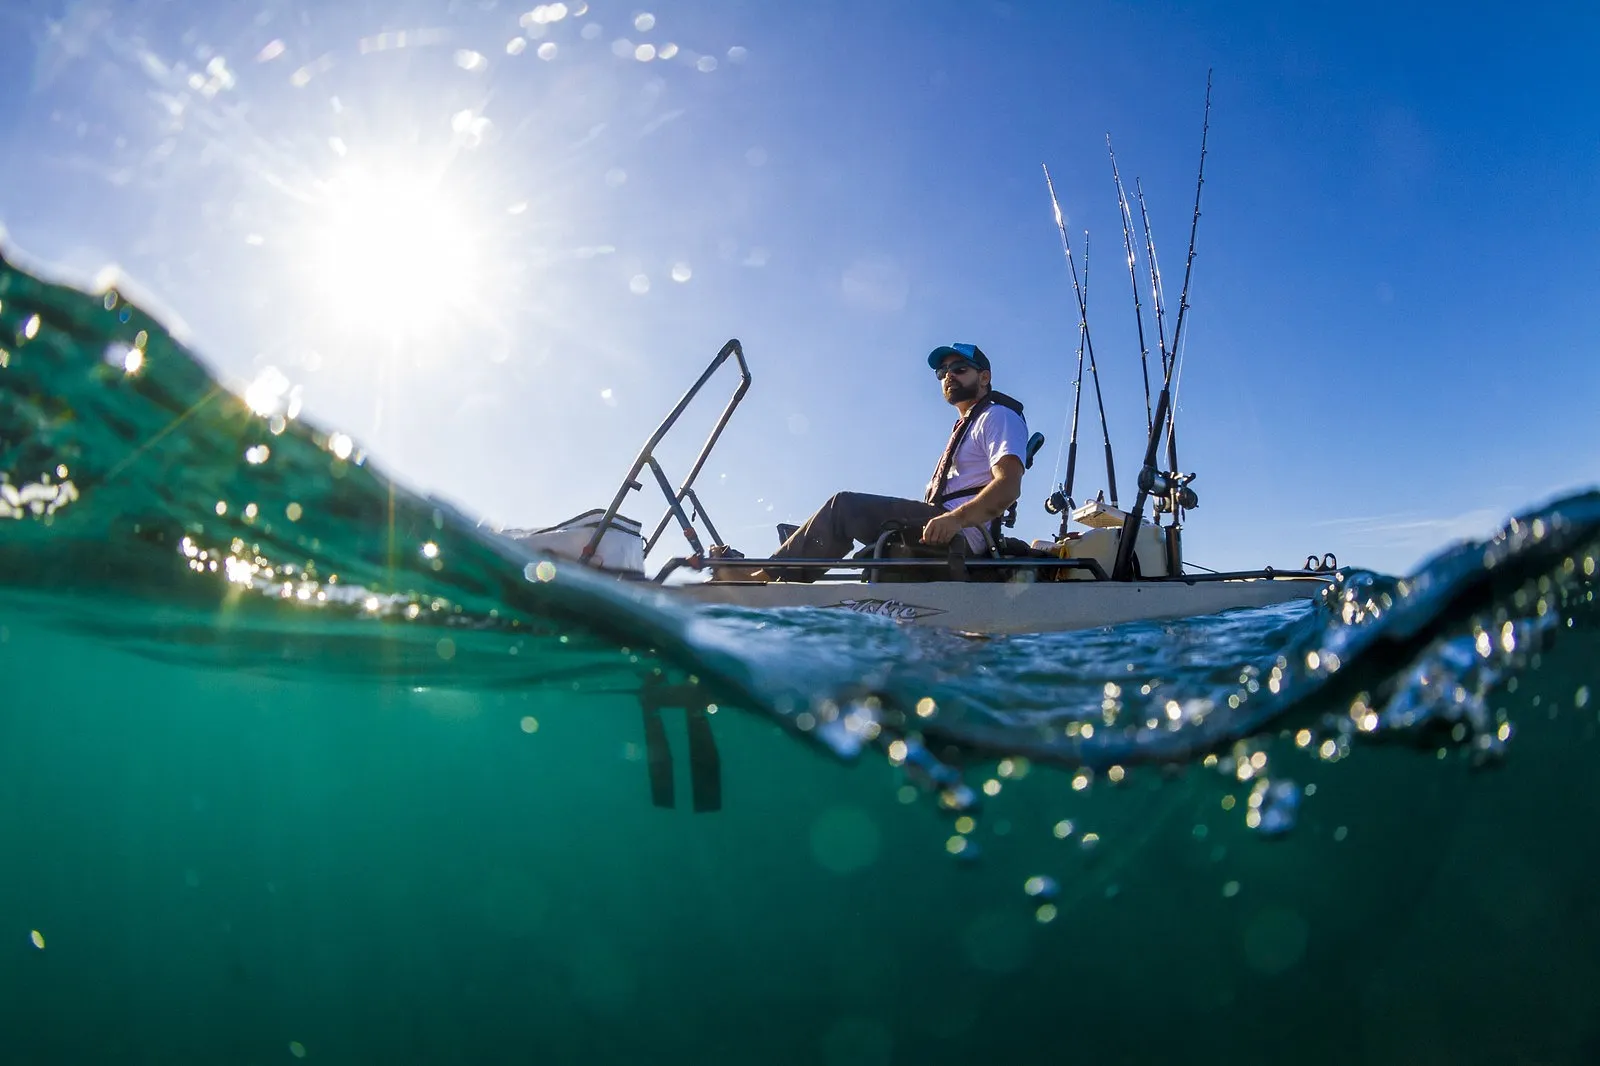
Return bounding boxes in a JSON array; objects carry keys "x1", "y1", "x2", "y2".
[
  {"x1": 3, "y1": 250, "x2": 1600, "y2": 1064},
  {"x1": 3, "y1": 603, "x2": 1600, "y2": 1065}
]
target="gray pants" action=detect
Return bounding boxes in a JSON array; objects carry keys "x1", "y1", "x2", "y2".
[{"x1": 765, "y1": 491, "x2": 944, "y2": 583}]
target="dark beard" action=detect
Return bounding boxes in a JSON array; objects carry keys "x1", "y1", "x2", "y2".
[{"x1": 943, "y1": 380, "x2": 981, "y2": 405}]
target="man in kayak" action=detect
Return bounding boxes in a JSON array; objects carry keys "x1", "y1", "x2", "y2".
[{"x1": 710, "y1": 342, "x2": 1030, "y2": 582}]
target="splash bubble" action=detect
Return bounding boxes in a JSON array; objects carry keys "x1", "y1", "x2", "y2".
[{"x1": 1023, "y1": 875, "x2": 1058, "y2": 899}]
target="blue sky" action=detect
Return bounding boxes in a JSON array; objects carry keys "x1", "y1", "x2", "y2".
[{"x1": 2, "y1": 0, "x2": 1596, "y2": 576}]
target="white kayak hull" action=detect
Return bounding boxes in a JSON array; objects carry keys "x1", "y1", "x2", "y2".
[{"x1": 665, "y1": 574, "x2": 1330, "y2": 635}]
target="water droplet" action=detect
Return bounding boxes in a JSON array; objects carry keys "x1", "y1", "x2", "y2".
[
  {"x1": 634, "y1": 43, "x2": 656, "y2": 61},
  {"x1": 506, "y1": 38, "x2": 527, "y2": 55},
  {"x1": 244, "y1": 367, "x2": 292, "y2": 417},
  {"x1": 658, "y1": 42, "x2": 679, "y2": 59},
  {"x1": 629, "y1": 275, "x2": 650, "y2": 294},
  {"x1": 289, "y1": 1040, "x2": 307, "y2": 1059},
  {"x1": 696, "y1": 55, "x2": 717, "y2": 72},
  {"x1": 245, "y1": 445, "x2": 270, "y2": 465},
  {"x1": 537, "y1": 41, "x2": 559, "y2": 59},
  {"x1": 1250, "y1": 778, "x2": 1301, "y2": 837},
  {"x1": 634, "y1": 12, "x2": 655, "y2": 31},
  {"x1": 670, "y1": 262, "x2": 692, "y2": 282},
  {"x1": 1023, "y1": 875, "x2": 1058, "y2": 899},
  {"x1": 727, "y1": 45, "x2": 747, "y2": 62},
  {"x1": 106, "y1": 344, "x2": 144, "y2": 374},
  {"x1": 1052, "y1": 819, "x2": 1074, "y2": 839},
  {"x1": 285, "y1": 502, "x2": 303, "y2": 522},
  {"x1": 30, "y1": 930, "x2": 44, "y2": 949},
  {"x1": 1222, "y1": 880, "x2": 1241, "y2": 898},
  {"x1": 455, "y1": 49, "x2": 487, "y2": 72}
]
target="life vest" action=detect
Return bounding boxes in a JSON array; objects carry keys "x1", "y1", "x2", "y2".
[{"x1": 925, "y1": 390, "x2": 1027, "y2": 508}]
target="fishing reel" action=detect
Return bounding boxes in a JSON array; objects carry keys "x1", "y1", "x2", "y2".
[
  {"x1": 1043, "y1": 490, "x2": 1073, "y2": 516},
  {"x1": 1142, "y1": 469, "x2": 1199, "y2": 513}
]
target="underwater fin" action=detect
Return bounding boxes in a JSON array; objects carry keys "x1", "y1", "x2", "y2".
[
  {"x1": 685, "y1": 704, "x2": 722, "y2": 813},
  {"x1": 641, "y1": 704, "x2": 676, "y2": 809}
]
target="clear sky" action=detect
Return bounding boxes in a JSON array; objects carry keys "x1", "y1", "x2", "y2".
[{"x1": 2, "y1": 0, "x2": 1596, "y2": 577}]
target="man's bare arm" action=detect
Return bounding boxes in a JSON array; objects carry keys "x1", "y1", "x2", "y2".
[{"x1": 921, "y1": 455, "x2": 1024, "y2": 543}]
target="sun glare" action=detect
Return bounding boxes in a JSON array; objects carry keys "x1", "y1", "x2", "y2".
[{"x1": 306, "y1": 167, "x2": 486, "y2": 334}]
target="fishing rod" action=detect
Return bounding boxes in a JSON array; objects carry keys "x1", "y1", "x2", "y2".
[
  {"x1": 1134, "y1": 176, "x2": 1180, "y2": 521},
  {"x1": 1160, "y1": 71, "x2": 1212, "y2": 511},
  {"x1": 1042, "y1": 163, "x2": 1118, "y2": 508},
  {"x1": 1111, "y1": 70, "x2": 1212, "y2": 582},
  {"x1": 1134, "y1": 178, "x2": 1171, "y2": 380},
  {"x1": 1054, "y1": 230, "x2": 1088, "y2": 513},
  {"x1": 1107, "y1": 135, "x2": 1155, "y2": 437}
]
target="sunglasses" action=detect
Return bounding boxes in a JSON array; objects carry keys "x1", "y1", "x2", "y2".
[{"x1": 934, "y1": 362, "x2": 980, "y2": 380}]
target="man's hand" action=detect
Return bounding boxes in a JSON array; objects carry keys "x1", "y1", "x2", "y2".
[
  {"x1": 920, "y1": 509, "x2": 968, "y2": 546},
  {"x1": 921, "y1": 455, "x2": 1025, "y2": 546}
]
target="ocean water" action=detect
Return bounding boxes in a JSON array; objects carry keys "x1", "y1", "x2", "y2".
[{"x1": 3, "y1": 250, "x2": 1599, "y2": 1064}]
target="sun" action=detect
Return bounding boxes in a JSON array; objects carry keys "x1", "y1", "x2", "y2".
[{"x1": 303, "y1": 165, "x2": 488, "y2": 335}]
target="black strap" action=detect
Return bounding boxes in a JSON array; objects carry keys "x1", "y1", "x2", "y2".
[
  {"x1": 925, "y1": 391, "x2": 1026, "y2": 506},
  {"x1": 925, "y1": 396, "x2": 992, "y2": 506},
  {"x1": 926, "y1": 393, "x2": 1028, "y2": 553}
]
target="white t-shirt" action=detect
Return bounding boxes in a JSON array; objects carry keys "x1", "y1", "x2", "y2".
[{"x1": 927, "y1": 402, "x2": 1030, "y2": 549}]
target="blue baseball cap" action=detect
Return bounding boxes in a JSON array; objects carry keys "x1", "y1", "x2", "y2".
[{"x1": 927, "y1": 342, "x2": 991, "y2": 372}]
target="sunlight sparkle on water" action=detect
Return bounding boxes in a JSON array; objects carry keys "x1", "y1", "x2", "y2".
[{"x1": 244, "y1": 367, "x2": 293, "y2": 418}]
